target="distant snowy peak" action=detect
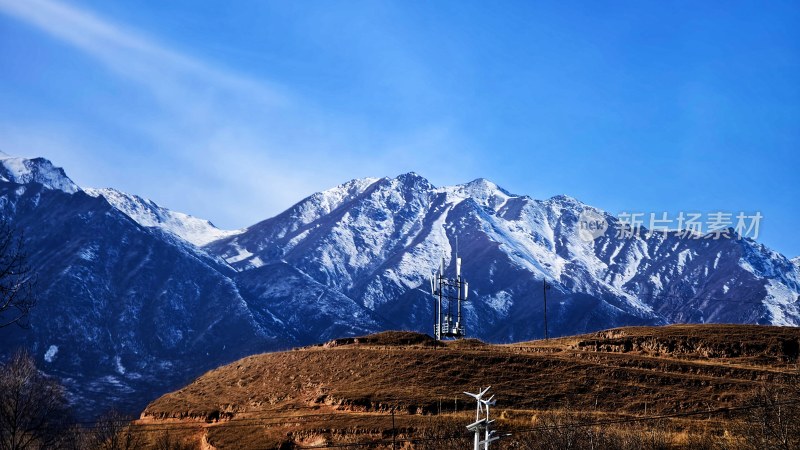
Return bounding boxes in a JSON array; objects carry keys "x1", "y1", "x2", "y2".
[
  {"x1": 0, "y1": 153, "x2": 240, "y2": 246},
  {"x1": 316, "y1": 174, "x2": 520, "y2": 212},
  {"x1": 84, "y1": 187, "x2": 241, "y2": 246},
  {"x1": 546, "y1": 194, "x2": 586, "y2": 207},
  {"x1": 0, "y1": 152, "x2": 79, "y2": 193},
  {"x1": 792, "y1": 256, "x2": 800, "y2": 267},
  {"x1": 459, "y1": 177, "x2": 512, "y2": 196},
  {"x1": 441, "y1": 178, "x2": 513, "y2": 210},
  {"x1": 312, "y1": 177, "x2": 381, "y2": 215}
]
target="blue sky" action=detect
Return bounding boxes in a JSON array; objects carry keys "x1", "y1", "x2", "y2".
[{"x1": 0, "y1": 0, "x2": 798, "y2": 256}]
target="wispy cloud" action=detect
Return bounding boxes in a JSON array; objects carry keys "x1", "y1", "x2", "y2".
[
  {"x1": 0, "y1": 0, "x2": 289, "y2": 107},
  {"x1": 0, "y1": 0, "x2": 470, "y2": 227}
]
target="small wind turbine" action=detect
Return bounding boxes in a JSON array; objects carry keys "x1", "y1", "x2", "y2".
[
  {"x1": 464, "y1": 386, "x2": 491, "y2": 420},
  {"x1": 464, "y1": 387, "x2": 499, "y2": 450}
]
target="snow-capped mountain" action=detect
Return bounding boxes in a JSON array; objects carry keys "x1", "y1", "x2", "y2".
[
  {"x1": 84, "y1": 188, "x2": 241, "y2": 246},
  {"x1": 1, "y1": 154, "x2": 798, "y2": 418},
  {"x1": 0, "y1": 151, "x2": 238, "y2": 246},
  {"x1": 210, "y1": 173, "x2": 800, "y2": 340},
  {"x1": 0, "y1": 151, "x2": 79, "y2": 193}
]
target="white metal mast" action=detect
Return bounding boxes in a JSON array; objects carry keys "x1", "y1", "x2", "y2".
[{"x1": 430, "y1": 253, "x2": 468, "y2": 340}]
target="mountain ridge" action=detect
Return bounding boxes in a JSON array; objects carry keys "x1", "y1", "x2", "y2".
[{"x1": 1, "y1": 153, "x2": 798, "y2": 419}]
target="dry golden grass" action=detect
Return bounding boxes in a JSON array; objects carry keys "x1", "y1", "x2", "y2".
[{"x1": 133, "y1": 326, "x2": 800, "y2": 449}]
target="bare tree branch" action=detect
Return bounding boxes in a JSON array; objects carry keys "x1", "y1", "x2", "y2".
[
  {"x1": 0, "y1": 219, "x2": 37, "y2": 328},
  {"x1": 0, "y1": 350, "x2": 70, "y2": 449}
]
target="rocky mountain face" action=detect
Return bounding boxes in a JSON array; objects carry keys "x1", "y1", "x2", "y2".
[{"x1": 0, "y1": 154, "x2": 798, "y2": 418}]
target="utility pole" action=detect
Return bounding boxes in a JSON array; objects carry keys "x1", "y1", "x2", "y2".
[
  {"x1": 391, "y1": 410, "x2": 396, "y2": 450},
  {"x1": 543, "y1": 279, "x2": 551, "y2": 340}
]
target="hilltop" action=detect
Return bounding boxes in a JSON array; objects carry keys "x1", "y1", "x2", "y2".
[{"x1": 136, "y1": 325, "x2": 800, "y2": 449}]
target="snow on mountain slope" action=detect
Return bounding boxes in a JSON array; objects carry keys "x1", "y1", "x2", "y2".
[
  {"x1": 209, "y1": 173, "x2": 800, "y2": 339},
  {"x1": 0, "y1": 151, "x2": 79, "y2": 193},
  {"x1": 208, "y1": 176, "x2": 383, "y2": 264},
  {"x1": 0, "y1": 153, "x2": 239, "y2": 246},
  {"x1": 737, "y1": 240, "x2": 800, "y2": 325},
  {"x1": 209, "y1": 174, "x2": 665, "y2": 339},
  {"x1": 85, "y1": 188, "x2": 241, "y2": 246}
]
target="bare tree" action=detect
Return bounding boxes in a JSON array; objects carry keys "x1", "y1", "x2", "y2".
[
  {"x1": 0, "y1": 219, "x2": 36, "y2": 328},
  {"x1": 0, "y1": 350, "x2": 70, "y2": 449},
  {"x1": 58, "y1": 424, "x2": 89, "y2": 450},
  {"x1": 733, "y1": 383, "x2": 800, "y2": 450}
]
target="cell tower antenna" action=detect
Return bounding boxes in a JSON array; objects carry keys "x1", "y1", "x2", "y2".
[{"x1": 430, "y1": 249, "x2": 468, "y2": 340}]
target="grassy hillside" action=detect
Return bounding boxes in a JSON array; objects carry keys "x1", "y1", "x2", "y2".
[{"x1": 132, "y1": 325, "x2": 800, "y2": 449}]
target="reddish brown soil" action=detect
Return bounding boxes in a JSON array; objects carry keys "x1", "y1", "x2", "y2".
[{"x1": 136, "y1": 326, "x2": 800, "y2": 449}]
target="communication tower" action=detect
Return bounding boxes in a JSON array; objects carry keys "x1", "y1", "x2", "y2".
[{"x1": 429, "y1": 254, "x2": 469, "y2": 340}]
